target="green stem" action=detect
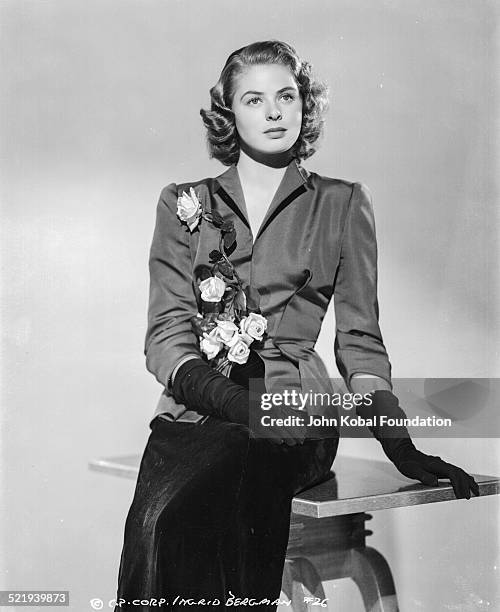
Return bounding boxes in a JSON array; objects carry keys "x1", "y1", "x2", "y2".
[
  {"x1": 215, "y1": 358, "x2": 230, "y2": 372},
  {"x1": 216, "y1": 223, "x2": 243, "y2": 286},
  {"x1": 203, "y1": 209, "x2": 243, "y2": 291}
]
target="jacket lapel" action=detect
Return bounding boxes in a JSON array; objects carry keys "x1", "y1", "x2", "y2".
[
  {"x1": 211, "y1": 165, "x2": 249, "y2": 229},
  {"x1": 213, "y1": 159, "x2": 310, "y2": 244}
]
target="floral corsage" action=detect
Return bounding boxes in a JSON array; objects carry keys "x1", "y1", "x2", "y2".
[{"x1": 177, "y1": 187, "x2": 268, "y2": 375}]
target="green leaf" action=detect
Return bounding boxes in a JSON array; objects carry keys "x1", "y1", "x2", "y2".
[
  {"x1": 233, "y1": 289, "x2": 247, "y2": 312},
  {"x1": 191, "y1": 316, "x2": 217, "y2": 337},
  {"x1": 205, "y1": 312, "x2": 220, "y2": 324},
  {"x1": 195, "y1": 264, "x2": 212, "y2": 282},
  {"x1": 218, "y1": 261, "x2": 233, "y2": 278},
  {"x1": 210, "y1": 210, "x2": 224, "y2": 227},
  {"x1": 221, "y1": 219, "x2": 234, "y2": 232},
  {"x1": 209, "y1": 249, "x2": 223, "y2": 262},
  {"x1": 201, "y1": 300, "x2": 221, "y2": 316},
  {"x1": 223, "y1": 228, "x2": 236, "y2": 250}
]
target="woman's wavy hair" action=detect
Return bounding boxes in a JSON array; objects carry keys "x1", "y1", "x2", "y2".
[{"x1": 200, "y1": 40, "x2": 329, "y2": 166}]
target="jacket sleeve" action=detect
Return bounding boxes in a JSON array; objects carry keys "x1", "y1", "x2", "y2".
[
  {"x1": 333, "y1": 182, "x2": 392, "y2": 391},
  {"x1": 144, "y1": 183, "x2": 201, "y2": 389}
]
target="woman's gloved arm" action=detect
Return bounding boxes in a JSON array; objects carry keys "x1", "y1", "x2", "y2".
[
  {"x1": 171, "y1": 357, "x2": 306, "y2": 446},
  {"x1": 357, "y1": 390, "x2": 480, "y2": 500}
]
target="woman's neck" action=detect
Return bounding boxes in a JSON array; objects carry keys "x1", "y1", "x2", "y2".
[{"x1": 236, "y1": 148, "x2": 294, "y2": 189}]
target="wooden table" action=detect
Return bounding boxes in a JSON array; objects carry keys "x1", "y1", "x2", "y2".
[{"x1": 90, "y1": 455, "x2": 499, "y2": 612}]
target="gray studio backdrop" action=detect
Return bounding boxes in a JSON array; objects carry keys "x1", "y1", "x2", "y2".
[{"x1": 1, "y1": 1, "x2": 499, "y2": 610}]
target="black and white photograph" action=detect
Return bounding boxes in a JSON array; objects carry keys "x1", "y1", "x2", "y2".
[{"x1": 1, "y1": 1, "x2": 499, "y2": 611}]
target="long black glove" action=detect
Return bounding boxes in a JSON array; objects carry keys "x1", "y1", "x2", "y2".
[
  {"x1": 171, "y1": 356, "x2": 306, "y2": 446},
  {"x1": 357, "y1": 390, "x2": 480, "y2": 500}
]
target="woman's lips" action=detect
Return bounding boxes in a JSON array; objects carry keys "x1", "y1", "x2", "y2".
[
  {"x1": 264, "y1": 127, "x2": 286, "y2": 133},
  {"x1": 264, "y1": 128, "x2": 287, "y2": 136}
]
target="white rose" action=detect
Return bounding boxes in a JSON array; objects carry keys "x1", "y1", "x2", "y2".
[
  {"x1": 239, "y1": 312, "x2": 267, "y2": 341},
  {"x1": 227, "y1": 336, "x2": 251, "y2": 365},
  {"x1": 239, "y1": 331, "x2": 253, "y2": 346},
  {"x1": 177, "y1": 187, "x2": 202, "y2": 231},
  {"x1": 200, "y1": 329, "x2": 222, "y2": 360},
  {"x1": 199, "y1": 276, "x2": 226, "y2": 303},
  {"x1": 213, "y1": 320, "x2": 239, "y2": 345}
]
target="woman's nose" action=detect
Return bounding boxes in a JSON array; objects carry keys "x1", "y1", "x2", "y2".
[{"x1": 266, "y1": 104, "x2": 282, "y2": 121}]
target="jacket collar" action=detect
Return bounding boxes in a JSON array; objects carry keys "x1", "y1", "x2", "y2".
[{"x1": 213, "y1": 158, "x2": 310, "y2": 243}]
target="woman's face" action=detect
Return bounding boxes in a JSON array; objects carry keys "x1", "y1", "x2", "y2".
[{"x1": 230, "y1": 63, "x2": 303, "y2": 156}]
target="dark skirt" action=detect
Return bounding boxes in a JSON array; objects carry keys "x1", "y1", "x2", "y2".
[{"x1": 114, "y1": 357, "x2": 339, "y2": 611}]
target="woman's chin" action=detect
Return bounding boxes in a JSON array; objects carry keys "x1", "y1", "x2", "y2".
[{"x1": 238, "y1": 140, "x2": 296, "y2": 167}]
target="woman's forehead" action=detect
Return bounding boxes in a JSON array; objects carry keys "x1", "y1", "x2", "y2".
[{"x1": 233, "y1": 63, "x2": 298, "y2": 91}]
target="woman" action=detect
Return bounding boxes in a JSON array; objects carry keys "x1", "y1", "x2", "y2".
[{"x1": 115, "y1": 40, "x2": 479, "y2": 611}]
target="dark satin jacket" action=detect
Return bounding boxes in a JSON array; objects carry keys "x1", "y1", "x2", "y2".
[{"x1": 145, "y1": 158, "x2": 392, "y2": 425}]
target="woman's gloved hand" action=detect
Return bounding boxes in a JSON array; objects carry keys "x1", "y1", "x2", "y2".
[
  {"x1": 357, "y1": 390, "x2": 480, "y2": 500},
  {"x1": 171, "y1": 357, "x2": 306, "y2": 446}
]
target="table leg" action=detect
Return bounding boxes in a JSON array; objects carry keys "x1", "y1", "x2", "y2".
[
  {"x1": 350, "y1": 546, "x2": 399, "y2": 611},
  {"x1": 284, "y1": 513, "x2": 400, "y2": 612},
  {"x1": 282, "y1": 557, "x2": 328, "y2": 612}
]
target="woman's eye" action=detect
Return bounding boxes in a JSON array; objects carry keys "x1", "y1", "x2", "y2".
[
  {"x1": 280, "y1": 93, "x2": 295, "y2": 102},
  {"x1": 246, "y1": 97, "x2": 261, "y2": 105}
]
